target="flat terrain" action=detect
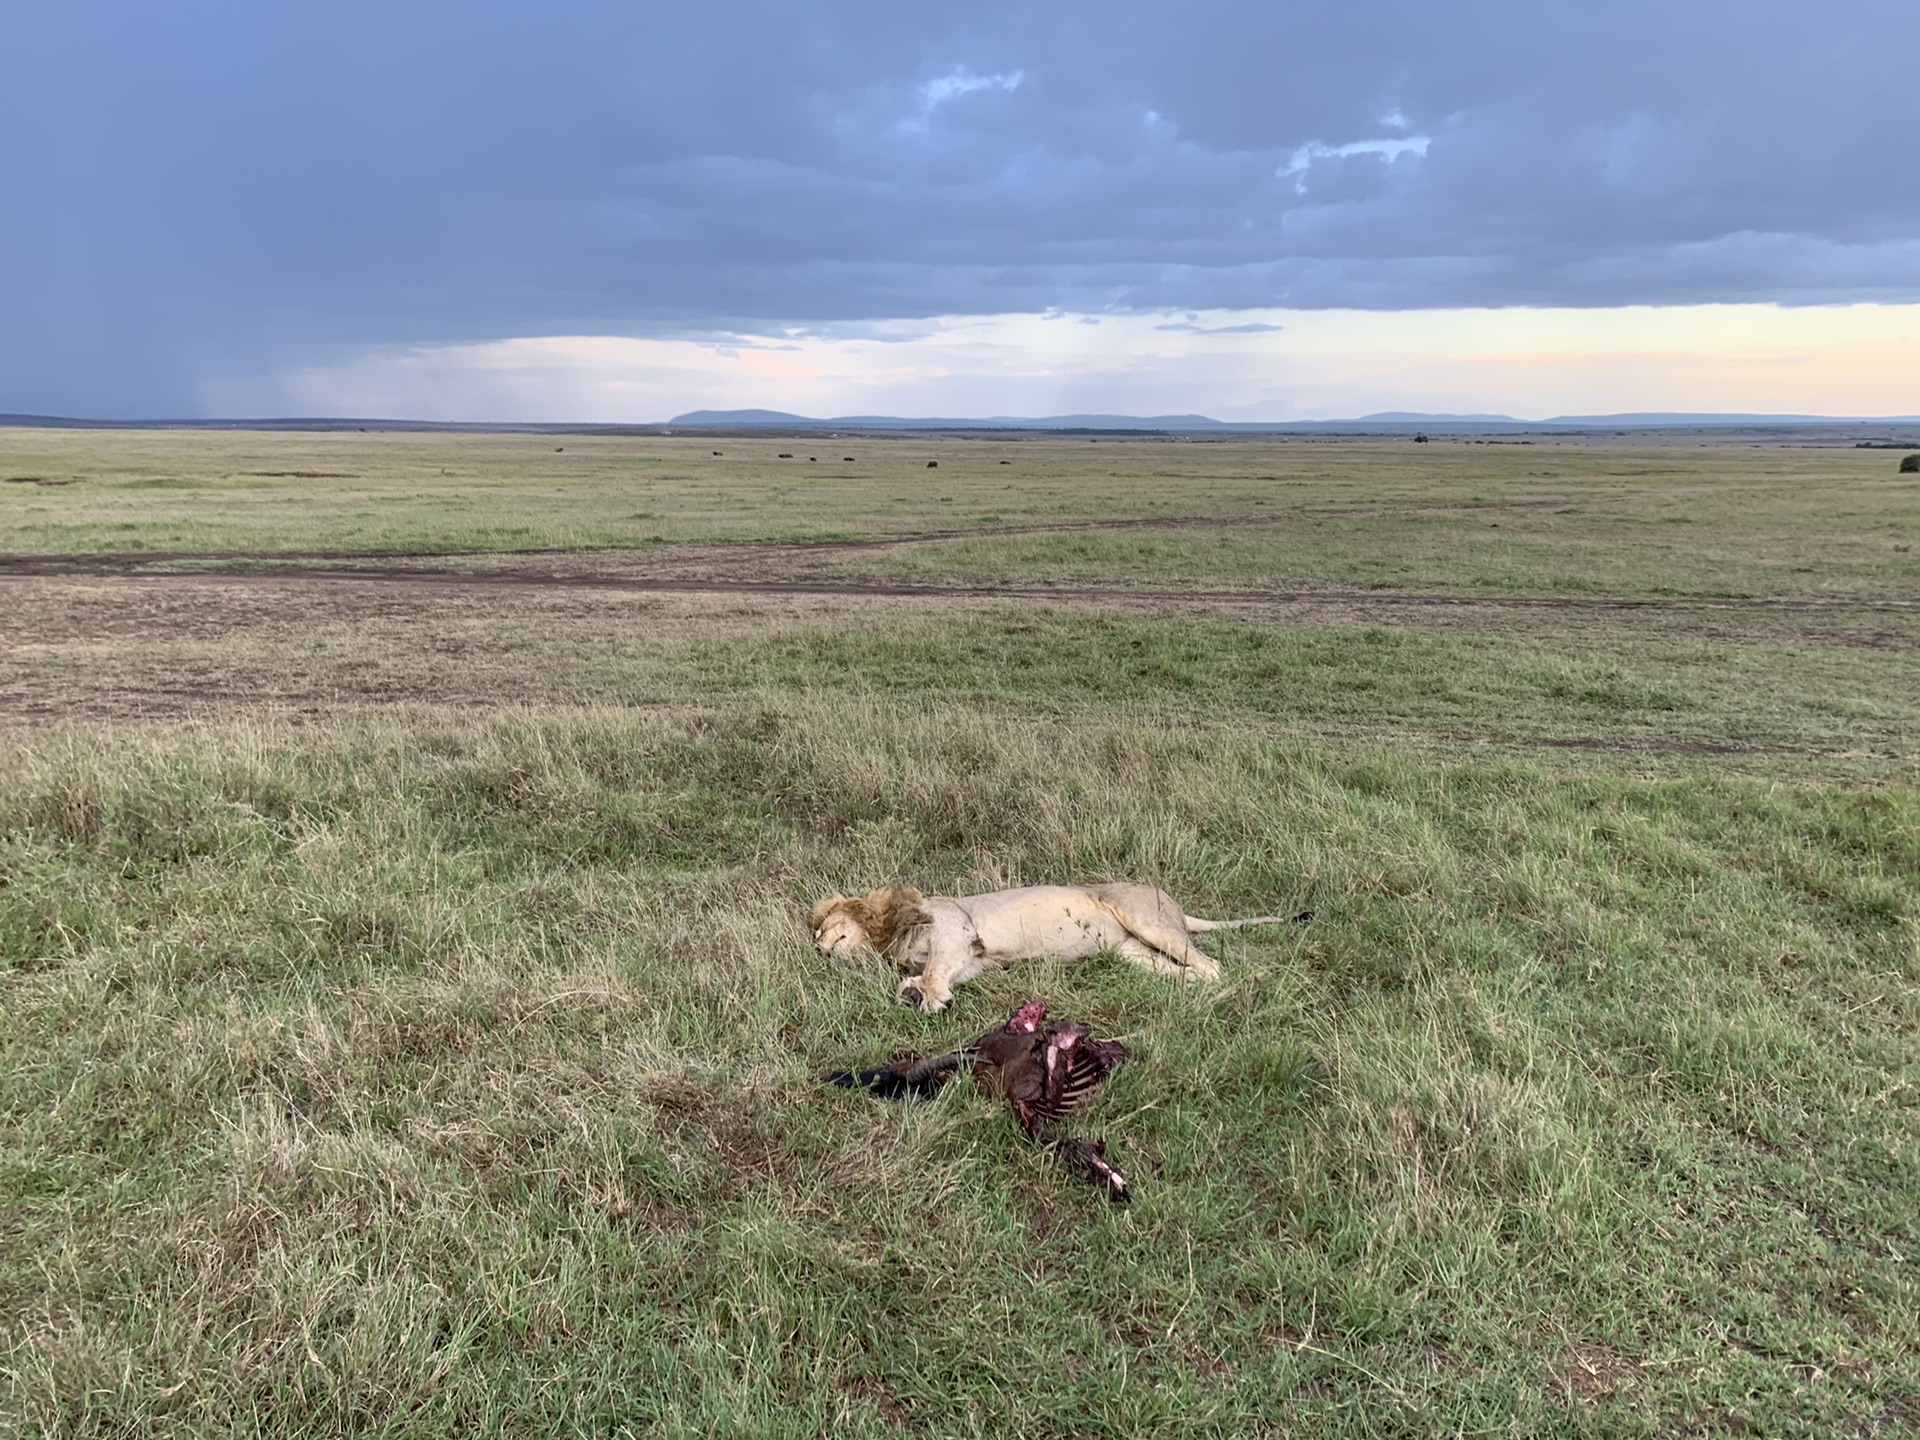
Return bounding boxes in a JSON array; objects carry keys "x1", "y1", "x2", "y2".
[
  {"x1": 1, "y1": 428, "x2": 1916, "y2": 1437},
  {"x1": 4, "y1": 428, "x2": 1916, "y2": 600}
]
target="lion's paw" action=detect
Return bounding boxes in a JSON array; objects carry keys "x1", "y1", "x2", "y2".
[{"x1": 897, "y1": 983, "x2": 951, "y2": 1013}]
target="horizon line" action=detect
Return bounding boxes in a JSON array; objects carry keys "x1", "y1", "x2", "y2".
[{"x1": 7, "y1": 409, "x2": 1920, "y2": 434}]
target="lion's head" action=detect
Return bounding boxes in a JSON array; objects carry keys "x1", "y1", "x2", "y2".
[{"x1": 811, "y1": 886, "x2": 931, "y2": 958}]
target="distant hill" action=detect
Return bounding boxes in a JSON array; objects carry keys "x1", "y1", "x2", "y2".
[
  {"x1": 668, "y1": 409, "x2": 1227, "y2": 430},
  {"x1": 6, "y1": 409, "x2": 1918, "y2": 434},
  {"x1": 667, "y1": 409, "x2": 815, "y2": 426},
  {"x1": 670, "y1": 408, "x2": 1920, "y2": 432},
  {"x1": 1542, "y1": 411, "x2": 1920, "y2": 426}
]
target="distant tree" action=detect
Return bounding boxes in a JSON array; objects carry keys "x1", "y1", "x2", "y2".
[{"x1": 1901, "y1": 453, "x2": 1920, "y2": 473}]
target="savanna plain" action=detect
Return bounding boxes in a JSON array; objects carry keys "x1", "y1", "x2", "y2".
[{"x1": 1, "y1": 428, "x2": 1916, "y2": 1438}]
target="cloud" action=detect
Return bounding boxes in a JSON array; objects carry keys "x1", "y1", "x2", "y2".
[
  {"x1": 1153, "y1": 320, "x2": 1285, "y2": 334},
  {"x1": 207, "y1": 304, "x2": 1920, "y2": 425},
  {"x1": 2, "y1": 0, "x2": 1916, "y2": 414},
  {"x1": 913, "y1": 67, "x2": 1024, "y2": 121},
  {"x1": 1280, "y1": 135, "x2": 1431, "y2": 193}
]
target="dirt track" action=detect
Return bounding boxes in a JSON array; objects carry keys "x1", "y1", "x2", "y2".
[
  {"x1": 3, "y1": 535, "x2": 1915, "y2": 751},
  {"x1": 1, "y1": 541, "x2": 1914, "y2": 616}
]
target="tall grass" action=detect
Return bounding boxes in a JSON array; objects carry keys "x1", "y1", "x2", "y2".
[{"x1": 3, "y1": 703, "x2": 1915, "y2": 1436}]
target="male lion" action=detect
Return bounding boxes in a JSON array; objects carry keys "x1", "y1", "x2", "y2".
[{"x1": 811, "y1": 883, "x2": 1300, "y2": 1012}]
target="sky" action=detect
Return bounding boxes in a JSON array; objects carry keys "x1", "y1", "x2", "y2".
[{"x1": 4, "y1": 1, "x2": 1917, "y2": 421}]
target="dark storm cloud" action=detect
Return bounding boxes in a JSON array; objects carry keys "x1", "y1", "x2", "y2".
[{"x1": 2, "y1": 0, "x2": 1915, "y2": 413}]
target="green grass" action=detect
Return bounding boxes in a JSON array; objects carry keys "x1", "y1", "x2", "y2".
[
  {"x1": 586, "y1": 611, "x2": 1920, "y2": 764},
  {"x1": 857, "y1": 512, "x2": 1920, "y2": 601},
  {"x1": 4, "y1": 430, "x2": 1919, "y2": 1436},
  {"x1": 3, "y1": 705, "x2": 1917, "y2": 1437},
  {"x1": 5, "y1": 428, "x2": 1918, "y2": 602}
]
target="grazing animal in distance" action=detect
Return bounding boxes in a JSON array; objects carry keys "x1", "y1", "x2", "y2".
[
  {"x1": 829, "y1": 1000, "x2": 1133, "y2": 1200},
  {"x1": 811, "y1": 883, "x2": 1309, "y2": 1012}
]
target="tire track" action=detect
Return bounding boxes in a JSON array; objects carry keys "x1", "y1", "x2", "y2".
[
  {"x1": 0, "y1": 494, "x2": 1612, "y2": 575},
  {"x1": 2, "y1": 548, "x2": 1914, "y2": 616}
]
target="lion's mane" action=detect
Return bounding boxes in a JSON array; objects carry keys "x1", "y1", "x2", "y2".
[{"x1": 810, "y1": 886, "x2": 933, "y2": 953}]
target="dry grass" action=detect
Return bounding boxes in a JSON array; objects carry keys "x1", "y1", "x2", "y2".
[
  {"x1": 1, "y1": 704, "x2": 1916, "y2": 1437},
  {"x1": 3, "y1": 428, "x2": 1916, "y2": 604},
  {"x1": 1, "y1": 430, "x2": 1917, "y2": 1437},
  {"x1": 1, "y1": 568, "x2": 1914, "y2": 783}
]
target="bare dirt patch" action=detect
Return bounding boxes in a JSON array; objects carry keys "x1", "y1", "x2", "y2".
[
  {"x1": 1553, "y1": 1342, "x2": 1641, "y2": 1403},
  {"x1": 3, "y1": 545, "x2": 1915, "y2": 764},
  {"x1": 0, "y1": 571, "x2": 994, "y2": 723},
  {"x1": 4, "y1": 540, "x2": 1917, "y2": 621}
]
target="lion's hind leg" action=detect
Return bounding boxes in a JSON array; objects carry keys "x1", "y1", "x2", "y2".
[
  {"x1": 1111, "y1": 935, "x2": 1215, "y2": 982},
  {"x1": 1109, "y1": 911, "x2": 1222, "y2": 981}
]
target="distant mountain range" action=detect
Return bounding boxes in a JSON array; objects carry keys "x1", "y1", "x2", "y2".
[
  {"x1": 667, "y1": 409, "x2": 1224, "y2": 430},
  {"x1": 1540, "y1": 411, "x2": 1920, "y2": 427},
  {"x1": 4, "y1": 409, "x2": 1917, "y2": 433},
  {"x1": 669, "y1": 408, "x2": 1920, "y2": 431}
]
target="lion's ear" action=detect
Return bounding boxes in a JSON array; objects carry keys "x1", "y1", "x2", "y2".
[{"x1": 809, "y1": 894, "x2": 846, "y2": 930}]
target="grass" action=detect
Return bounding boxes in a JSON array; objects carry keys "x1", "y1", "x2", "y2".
[
  {"x1": 2, "y1": 430, "x2": 1918, "y2": 1436},
  {"x1": 855, "y1": 506, "x2": 1920, "y2": 601},
  {"x1": 587, "y1": 611, "x2": 1920, "y2": 764},
  {"x1": 4, "y1": 428, "x2": 1918, "y2": 601},
  {"x1": 1, "y1": 706, "x2": 1916, "y2": 1437}
]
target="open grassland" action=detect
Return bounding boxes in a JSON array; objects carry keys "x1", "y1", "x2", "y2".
[
  {"x1": 4, "y1": 582, "x2": 1917, "y2": 770},
  {"x1": 3, "y1": 427, "x2": 1917, "y2": 601},
  {"x1": 1, "y1": 430, "x2": 1917, "y2": 1437},
  {"x1": 3, "y1": 710, "x2": 1916, "y2": 1438}
]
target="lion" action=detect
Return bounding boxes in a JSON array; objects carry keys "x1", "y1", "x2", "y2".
[{"x1": 811, "y1": 883, "x2": 1302, "y2": 1012}]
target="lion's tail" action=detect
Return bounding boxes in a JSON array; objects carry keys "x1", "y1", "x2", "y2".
[
  {"x1": 1184, "y1": 910, "x2": 1314, "y2": 933},
  {"x1": 825, "y1": 1050, "x2": 973, "y2": 1100}
]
